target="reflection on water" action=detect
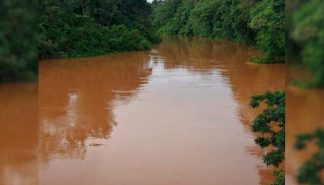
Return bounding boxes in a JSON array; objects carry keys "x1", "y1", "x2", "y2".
[
  {"x1": 39, "y1": 36, "x2": 285, "y2": 185},
  {"x1": 39, "y1": 53, "x2": 152, "y2": 163},
  {"x1": 0, "y1": 83, "x2": 38, "y2": 185}
]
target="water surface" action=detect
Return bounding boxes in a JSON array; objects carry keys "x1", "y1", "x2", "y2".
[
  {"x1": 39, "y1": 36, "x2": 285, "y2": 185},
  {"x1": 0, "y1": 83, "x2": 38, "y2": 185},
  {"x1": 285, "y1": 87, "x2": 324, "y2": 185}
]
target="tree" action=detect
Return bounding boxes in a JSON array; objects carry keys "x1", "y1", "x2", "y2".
[
  {"x1": 250, "y1": 91, "x2": 285, "y2": 185},
  {"x1": 39, "y1": 0, "x2": 159, "y2": 59},
  {"x1": 249, "y1": 0, "x2": 285, "y2": 63},
  {"x1": 152, "y1": 0, "x2": 285, "y2": 64}
]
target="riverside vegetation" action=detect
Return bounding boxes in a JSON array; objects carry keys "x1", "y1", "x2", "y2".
[
  {"x1": 39, "y1": 0, "x2": 161, "y2": 59},
  {"x1": 151, "y1": 0, "x2": 285, "y2": 64},
  {"x1": 287, "y1": 1, "x2": 324, "y2": 184},
  {"x1": 286, "y1": 0, "x2": 324, "y2": 88},
  {"x1": 2, "y1": 0, "x2": 322, "y2": 86},
  {"x1": 250, "y1": 91, "x2": 285, "y2": 185}
]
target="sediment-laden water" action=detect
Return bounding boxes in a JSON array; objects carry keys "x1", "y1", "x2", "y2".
[{"x1": 39, "y1": 36, "x2": 285, "y2": 185}]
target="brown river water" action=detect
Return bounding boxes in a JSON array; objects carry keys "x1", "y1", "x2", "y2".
[
  {"x1": 0, "y1": 83, "x2": 38, "y2": 185},
  {"x1": 285, "y1": 88, "x2": 324, "y2": 185},
  {"x1": 285, "y1": 69, "x2": 324, "y2": 185},
  {"x1": 37, "y1": 36, "x2": 285, "y2": 185}
]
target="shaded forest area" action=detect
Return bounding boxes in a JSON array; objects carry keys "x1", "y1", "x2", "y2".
[
  {"x1": 39, "y1": 0, "x2": 160, "y2": 59},
  {"x1": 151, "y1": 0, "x2": 285, "y2": 64}
]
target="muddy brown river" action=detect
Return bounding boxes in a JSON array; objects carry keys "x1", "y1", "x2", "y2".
[
  {"x1": 0, "y1": 83, "x2": 38, "y2": 185},
  {"x1": 38, "y1": 36, "x2": 285, "y2": 185}
]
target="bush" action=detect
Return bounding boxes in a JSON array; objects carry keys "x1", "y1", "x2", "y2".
[
  {"x1": 39, "y1": 16, "x2": 151, "y2": 59},
  {"x1": 38, "y1": 0, "x2": 159, "y2": 60}
]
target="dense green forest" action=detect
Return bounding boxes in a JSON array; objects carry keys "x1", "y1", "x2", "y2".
[
  {"x1": 39, "y1": 0, "x2": 160, "y2": 59},
  {"x1": 151, "y1": 0, "x2": 285, "y2": 64}
]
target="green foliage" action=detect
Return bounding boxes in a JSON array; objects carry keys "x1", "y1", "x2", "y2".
[
  {"x1": 295, "y1": 128, "x2": 324, "y2": 185},
  {"x1": 250, "y1": 91, "x2": 285, "y2": 184},
  {"x1": 39, "y1": 0, "x2": 160, "y2": 59},
  {"x1": 0, "y1": 0, "x2": 38, "y2": 82},
  {"x1": 159, "y1": 1, "x2": 194, "y2": 35},
  {"x1": 272, "y1": 170, "x2": 285, "y2": 185},
  {"x1": 152, "y1": 0, "x2": 285, "y2": 64},
  {"x1": 286, "y1": 0, "x2": 324, "y2": 88},
  {"x1": 152, "y1": 0, "x2": 182, "y2": 28},
  {"x1": 249, "y1": 0, "x2": 285, "y2": 63}
]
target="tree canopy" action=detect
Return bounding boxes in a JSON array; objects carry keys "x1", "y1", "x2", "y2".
[
  {"x1": 151, "y1": 0, "x2": 285, "y2": 64},
  {"x1": 38, "y1": 0, "x2": 160, "y2": 59}
]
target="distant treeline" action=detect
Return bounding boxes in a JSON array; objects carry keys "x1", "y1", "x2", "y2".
[
  {"x1": 151, "y1": 0, "x2": 285, "y2": 64},
  {"x1": 39, "y1": 0, "x2": 160, "y2": 59}
]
